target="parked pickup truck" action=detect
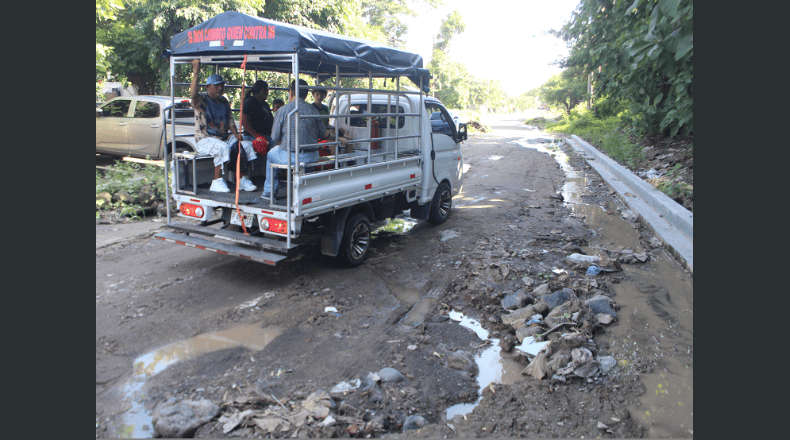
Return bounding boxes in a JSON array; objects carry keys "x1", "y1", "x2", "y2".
[
  {"x1": 96, "y1": 95, "x2": 197, "y2": 159},
  {"x1": 154, "y1": 11, "x2": 466, "y2": 267}
]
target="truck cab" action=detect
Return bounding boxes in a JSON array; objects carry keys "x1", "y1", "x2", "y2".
[{"x1": 331, "y1": 94, "x2": 464, "y2": 202}]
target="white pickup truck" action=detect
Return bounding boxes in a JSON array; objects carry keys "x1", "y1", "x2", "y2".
[
  {"x1": 96, "y1": 95, "x2": 197, "y2": 159},
  {"x1": 154, "y1": 12, "x2": 466, "y2": 267}
]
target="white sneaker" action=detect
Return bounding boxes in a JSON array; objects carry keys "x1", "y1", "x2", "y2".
[
  {"x1": 209, "y1": 178, "x2": 230, "y2": 192},
  {"x1": 239, "y1": 176, "x2": 257, "y2": 191}
]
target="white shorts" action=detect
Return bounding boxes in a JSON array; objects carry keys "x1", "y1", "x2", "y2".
[{"x1": 195, "y1": 137, "x2": 257, "y2": 168}]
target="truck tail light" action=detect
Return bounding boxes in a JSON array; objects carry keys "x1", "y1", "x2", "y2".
[
  {"x1": 180, "y1": 203, "x2": 204, "y2": 219},
  {"x1": 260, "y1": 218, "x2": 288, "y2": 234}
]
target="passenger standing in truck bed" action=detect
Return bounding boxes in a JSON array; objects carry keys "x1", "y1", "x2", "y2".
[{"x1": 190, "y1": 59, "x2": 257, "y2": 193}]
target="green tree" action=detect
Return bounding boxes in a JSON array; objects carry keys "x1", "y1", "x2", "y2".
[
  {"x1": 428, "y1": 10, "x2": 465, "y2": 102},
  {"x1": 97, "y1": 0, "x2": 444, "y2": 104},
  {"x1": 96, "y1": 0, "x2": 125, "y2": 100},
  {"x1": 556, "y1": 0, "x2": 692, "y2": 136},
  {"x1": 432, "y1": 10, "x2": 464, "y2": 53},
  {"x1": 514, "y1": 88, "x2": 541, "y2": 111},
  {"x1": 97, "y1": 0, "x2": 264, "y2": 95},
  {"x1": 359, "y1": 0, "x2": 443, "y2": 47},
  {"x1": 539, "y1": 68, "x2": 589, "y2": 115}
]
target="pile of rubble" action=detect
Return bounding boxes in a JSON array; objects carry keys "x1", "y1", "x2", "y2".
[
  {"x1": 442, "y1": 225, "x2": 657, "y2": 386},
  {"x1": 150, "y1": 367, "x2": 431, "y2": 438},
  {"x1": 466, "y1": 120, "x2": 488, "y2": 132}
]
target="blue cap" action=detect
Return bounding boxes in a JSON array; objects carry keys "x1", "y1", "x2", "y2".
[{"x1": 206, "y1": 74, "x2": 225, "y2": 85}]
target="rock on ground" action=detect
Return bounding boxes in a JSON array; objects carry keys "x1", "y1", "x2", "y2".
[{"x1": 152, "y1": 397, "x2": 219, "y2": 438}]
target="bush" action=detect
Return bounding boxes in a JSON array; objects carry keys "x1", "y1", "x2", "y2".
[
  {"x1": 592, "y1": 95, "x2": 628, "y2": 119},
  {"x1": 544, "y1": 106, "x2": 645, "y2": 169},
  {"x1": 96, "y1": 158, "x2": 167, "y2": 220}
]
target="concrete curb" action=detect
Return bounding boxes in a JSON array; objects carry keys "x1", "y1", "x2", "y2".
[{"x1": 566, "y1": 135, "x2": 693, "y2": 275}]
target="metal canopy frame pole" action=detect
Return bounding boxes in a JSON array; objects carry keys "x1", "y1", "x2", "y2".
[
  {"x1": 419, "y1": 77, "x2": 424, "y2": 154},
  {"x1": 335, "y1": 65, "x2": 340, "y2": 168},
  {"x1": 367, "y1": 71, "x2": 373, "y2": 164},
  {"x1": 287, "y1": 54, "x2": 299, "y2": 247},
  {"x1": 395, "y1": 77, "x2": 400, "y2": 159},
  {"x1": 165, "y1": 55, "x2": 176, "y2": 225}
]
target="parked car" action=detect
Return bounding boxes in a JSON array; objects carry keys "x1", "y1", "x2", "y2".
[{"x1": 96, "y1": 95, "x2": 197, "y2": 159}]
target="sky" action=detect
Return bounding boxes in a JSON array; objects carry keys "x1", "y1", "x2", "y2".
[{"x1": 401, "y1": 0, "x2": 581, "y2": 96}]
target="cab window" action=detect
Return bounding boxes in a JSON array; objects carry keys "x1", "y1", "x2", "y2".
[
  {"x1": 100, "y1": 99, "x2": 131, "y2": 117},
  {"x1": 133, "y1": 101, "x2": 160, "y2": 118},
  {"x1": 348, "y1": 104, "x2": 405, "y2": 129},
  {"x1": 427, "y1": 105, "x2": 455, "y2": 137}
]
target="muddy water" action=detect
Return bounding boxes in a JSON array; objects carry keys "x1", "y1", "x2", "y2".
[
  {"x1": 520, "y1": 138, "x2": 694, "y2": 437},
  {"x1": 116, "y1": 324, "x2": 284, "y2": 438},
  {"x1": 444, "y1": 311, "x2": 524, "y2": 421}
]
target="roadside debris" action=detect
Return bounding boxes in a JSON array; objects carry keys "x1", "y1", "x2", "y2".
[{"x1": 152, "y1": 397, "x2": 219, "y2": 438}]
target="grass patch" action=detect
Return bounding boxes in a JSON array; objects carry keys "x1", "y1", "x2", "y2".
[
  {"x1": 542, "y1": 107, "x2": 645, "y2": 169},
  {"x1": 648, "y1": 163, "x2": 693, "y2": 200}
]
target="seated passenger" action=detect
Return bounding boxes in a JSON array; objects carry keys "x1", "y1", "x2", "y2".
[
  {"x1": 262, "y1": 79, "x2": 340, "y2": 198},
  {"x1": 189, "y1": 59, "x2": 257, "y2": 193}
]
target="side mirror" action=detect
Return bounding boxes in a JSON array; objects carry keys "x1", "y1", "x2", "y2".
[
  {"x1": 457, "y1": 123, "x2": 467, "y2": 142},
  {"x1": 96, "y1": 107, "x2": 103, "y2": 117}
]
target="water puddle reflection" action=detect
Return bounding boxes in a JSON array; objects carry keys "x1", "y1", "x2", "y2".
[
  {"x1": 116, "y1": 323, "x2": 283, "y2": 438},
  {"x1": 444, "y1": 311, "x2": 523, "y2": 421},
  {"x1": 373, "y1": 216, "x2": 418, "y2": 235}
]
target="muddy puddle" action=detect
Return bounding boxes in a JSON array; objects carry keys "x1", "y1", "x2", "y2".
[
  {"x1": 519, "y1": 137, "x2": 694, "y2": 437},
  {"x1": 114, "y1": 324, "x2": 284, "y2": 438},
  {"x1": 444, "y1": 311, "x2": 525, "y2": 421}
]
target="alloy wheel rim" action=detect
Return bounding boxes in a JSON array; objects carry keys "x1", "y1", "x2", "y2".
[
  {"x1": 350, "y1": 223, "x2": 370, "y2": 259},
  {"x1": 439, "y1": 190, "x2": 451, "y2": 217}
]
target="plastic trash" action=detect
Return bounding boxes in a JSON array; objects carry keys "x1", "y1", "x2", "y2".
[
  {"x1": 566, "y1": 253, "x2": 601, "y2": 266},
  {"x1": 586, "y1": 266, "x2": 602, "y2": 276}
]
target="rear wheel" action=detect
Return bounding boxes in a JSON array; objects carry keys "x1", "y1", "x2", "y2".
[
  {"x1": 167, "y1": 143, "x2": 193, "y2": 157},
  {"x1": 337, "y1": 213, "x2": 371, "y2": 267},
  {"x1": 428, "y1": 181, "x2": 452, "y2": 224}
]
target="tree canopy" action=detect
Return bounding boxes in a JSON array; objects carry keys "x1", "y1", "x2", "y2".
[
  {"x1": 555, "y1": 0, "x2": 693, "y2": 136},
  {"x1": 539, "y1": 68, "x2": 589, "y2": 115},
  {"x1": 97, "y1": 1, "x2": 523, "y2": 112}
]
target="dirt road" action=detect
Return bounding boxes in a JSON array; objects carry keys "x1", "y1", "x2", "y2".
[{"x1": 96, "y1": 113, "x2": 693, "y2": 438}]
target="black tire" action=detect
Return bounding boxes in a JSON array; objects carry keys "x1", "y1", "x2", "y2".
[
  {"x1": 428, "y1": 181, "x2": 452, "y2": 224},
  {"x1": 337, "y1": 213, "x2": 371, "y2": 267},
  {"x1": 166, "y1": 143, "x2": 193, "y2": 157}
]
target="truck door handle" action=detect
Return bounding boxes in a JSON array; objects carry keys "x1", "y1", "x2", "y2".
[
  {"x1": 118, "y1": 122, "x2": 128, "y2": 126},
  {"x1": 150, "y1": 124, "x2": 161, "y2": 128}
]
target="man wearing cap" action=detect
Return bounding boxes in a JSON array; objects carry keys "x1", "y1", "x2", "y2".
[{"x1": 190, "y1": 59, "x2": 257, "y2": 192}]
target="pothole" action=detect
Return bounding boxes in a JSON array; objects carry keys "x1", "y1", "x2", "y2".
[
  {"x1": 444, "y1": 311, "x2": 524, "y2": 421},
  {"x1": 115, "y1": 323, "x2": 284, "y2": 438}
]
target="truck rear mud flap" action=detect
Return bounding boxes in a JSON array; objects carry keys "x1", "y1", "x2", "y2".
[{"x1": 154, "y1": 222, "x2": 296, "y2": 265}]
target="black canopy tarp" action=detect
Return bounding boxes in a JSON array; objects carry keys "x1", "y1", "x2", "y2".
[{"x1": 170, "y1": 11, "x2": 430, "y2": 92}]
